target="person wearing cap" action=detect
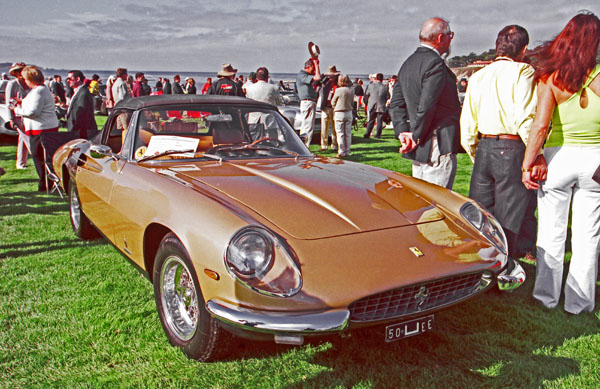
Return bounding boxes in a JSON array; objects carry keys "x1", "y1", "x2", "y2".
[
  {"x1": 12, "y1": 65, "x2": 59, "y2": 191},
  {"x1": 319, "y1": 65, "x2": 340, "y2": 151},
  {"x1": 5, "y1": 62, "x2": 31, "y2": 169},
  {"x1": 207, "y1": 64, "x2": 244, "y2": 97},
  {"x1": 296, "y1": 58, "x2": 321, "y2": 146}
]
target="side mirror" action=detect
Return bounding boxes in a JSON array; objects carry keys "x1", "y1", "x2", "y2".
[{"x1": 90, "y1": 144, "x2": 114, "y2": 159}]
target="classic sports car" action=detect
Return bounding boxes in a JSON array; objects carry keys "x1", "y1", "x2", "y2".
[{"x1": 53, "y1": 95, "x2": 524, "y2": 361}]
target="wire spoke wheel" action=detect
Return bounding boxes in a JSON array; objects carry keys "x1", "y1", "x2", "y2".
[
  {"x1": 70, "y1": 185, "x2": 81, "y2": 231},
  {"x1": 160, "y1": 255, "x2": 199, "y2": 341}
]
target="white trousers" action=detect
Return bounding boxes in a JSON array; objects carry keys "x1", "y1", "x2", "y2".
[
  {"x1": 533, "y1": 145, "x2": 600, "y2": 314},
  {"x1": 16, "y1": 123, "x2": 30, "y2": 168},
  {"x1": 334, "y1": 111, "x2": 353, "y2": 156},
  {"x1": 299, "y1": 100, "x2": 316, "y2": 147},
  {"x1": 412, "y1": 134, "x2": 456, "y2": 189}
]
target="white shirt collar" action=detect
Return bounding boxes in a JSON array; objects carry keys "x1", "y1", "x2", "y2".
[{"x1": 420, "y1": 43, "x2": 441, "y2": 57}]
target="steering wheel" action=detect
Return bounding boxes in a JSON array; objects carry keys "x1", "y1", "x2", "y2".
[
  {"x1": 246, "y1": 137, "x2": 281, "y2": 148},
  {"x1": 205, "y1": 144, "x2": 234, "y2": 154}
]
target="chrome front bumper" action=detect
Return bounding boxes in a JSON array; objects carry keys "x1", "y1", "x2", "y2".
[{"x1": 206, "y1": 299, "x2": 349, "y2": 344}]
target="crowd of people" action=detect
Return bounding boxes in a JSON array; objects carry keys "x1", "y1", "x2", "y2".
[{"x1": 1, "y1": 11, "x2": 599, "y2": 315}]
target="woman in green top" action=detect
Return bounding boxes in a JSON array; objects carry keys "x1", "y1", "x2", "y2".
[{"x1": 522, "y1": 11, "x2": 600, "y2": 314}]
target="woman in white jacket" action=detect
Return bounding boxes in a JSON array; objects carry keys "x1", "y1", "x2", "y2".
[
  {"x1": 12, "y1": 65, "x2": 59, "y2": 191},
  {"x1": 331, "y1": 74, "x2": 355, "y2": 157}
]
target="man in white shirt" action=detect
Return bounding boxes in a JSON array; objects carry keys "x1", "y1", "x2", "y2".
[
  {"x1": 111, "y1": 68, "x2": 130, "y2": 105},
  {"x1": 245, "y1": 67, "x2": 282, "y2": 106},
  {"x1": 242, "y1": 72, "x2": 256, "y2": 95}
]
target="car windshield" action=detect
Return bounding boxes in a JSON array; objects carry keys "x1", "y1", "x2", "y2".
[{"x1": 131, "y1": 104, "x2": 310, "y2": 161}]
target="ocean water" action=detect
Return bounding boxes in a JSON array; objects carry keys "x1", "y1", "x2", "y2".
[{"x1": 41, "y1": 69, "x2": 370, "y2": 87}]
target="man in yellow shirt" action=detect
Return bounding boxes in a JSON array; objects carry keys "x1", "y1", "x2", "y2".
[{"x1": 460, "y1": 25, "x2": 537, "y2": 263}]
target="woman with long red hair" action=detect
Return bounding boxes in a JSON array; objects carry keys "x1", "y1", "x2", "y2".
[{"x1": 522, "y1": 11, "x2": 600, "y2": 314}]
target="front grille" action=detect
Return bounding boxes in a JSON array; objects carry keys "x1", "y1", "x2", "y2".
[{"x1": 349, "y1": 272, "x2": 484, "y2": 322}]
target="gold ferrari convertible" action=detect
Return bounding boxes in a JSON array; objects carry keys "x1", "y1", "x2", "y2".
[{"x1": 53, "y1": 95, "x2": 524, "y2": 361}]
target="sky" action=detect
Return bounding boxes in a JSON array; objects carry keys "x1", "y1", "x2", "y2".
[{"x1": 1, "y1": 0, "x2": 598, "y2": 75}]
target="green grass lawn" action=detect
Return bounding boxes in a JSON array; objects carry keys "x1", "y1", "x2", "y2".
[{"x1": 0, "y1": 119, "x2": 599, "y2": 388}]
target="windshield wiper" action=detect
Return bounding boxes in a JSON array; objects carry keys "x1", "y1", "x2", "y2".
[{"x1": 137, "y1": 149, "x2": 196, "y2": 163}]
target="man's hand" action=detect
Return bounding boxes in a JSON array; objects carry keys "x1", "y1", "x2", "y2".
[
  {"x1": 522, "y1": 154, "x2": 547, "y2": 190},
  {"x1": 399, "y1": 132, "x2": 417, "y2": 153}
]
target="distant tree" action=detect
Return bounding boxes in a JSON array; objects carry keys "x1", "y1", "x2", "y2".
[{"x1": 448, "y1": 49, "x2": 495, "y2": 68}]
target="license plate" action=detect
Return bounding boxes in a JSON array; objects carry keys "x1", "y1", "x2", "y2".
[{"x1": 385, "y1": 315, "x2": 434, "y2": 342}]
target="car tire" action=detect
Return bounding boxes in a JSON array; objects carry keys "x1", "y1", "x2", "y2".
[
  {"x1": 153, "y1": 233, "x2": 221, "y2": 361},
  {"x1": 69, "y1": 182, "x2": 99, "y2": 240}
]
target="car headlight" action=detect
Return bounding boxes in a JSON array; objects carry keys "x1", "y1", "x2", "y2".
[
  {"x1": 225, "y1": 226, "x2": 302, "y2": 297},
  {"x1": 226, "y1": 229, "x2": 274, "y2": 277},
  {"x1": 460, "y1": 202, "x2": 508, "y2": 255}
]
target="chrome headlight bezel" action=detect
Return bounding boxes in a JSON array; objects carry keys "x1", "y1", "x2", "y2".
[
  {"x1": 224, "y1": 226, "x2": 302, "y2": 298},
  {"x1": 460, "y1": 202, "x2": 508, "y2": 256},
  {"x1": 226, "y1": 228, "x2": 274, "y2": 278}
]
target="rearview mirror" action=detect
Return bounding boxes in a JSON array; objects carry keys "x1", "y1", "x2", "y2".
[{"x1": 206, "y1": 114, "x2": 233, "y2": 122}]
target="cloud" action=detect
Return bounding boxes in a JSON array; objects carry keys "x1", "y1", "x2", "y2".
[{"x1": 0, "y1": 0, "x2": 597, "y2": 73}]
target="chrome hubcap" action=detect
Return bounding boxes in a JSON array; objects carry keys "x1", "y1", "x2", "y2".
[
  {"x1": 70, "y1": 187, "x2": 81, "y2": 230},
  {"x1": 160, "y1": 255, "x2": 199, "y2": 341}
]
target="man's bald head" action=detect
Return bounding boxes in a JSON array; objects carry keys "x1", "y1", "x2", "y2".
[{"x1": 419, "y1": 17, "x2": 450, "y2": 44}]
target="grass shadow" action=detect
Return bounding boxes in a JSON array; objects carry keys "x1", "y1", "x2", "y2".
[
  {"x1": 203, "y1": 262, "x2": 598, "y2": 388},
  {"x1": 0, "y1": 238, "x2": 106, "y2": 260},
  {"x1": 0, "y1": 190, "x2": 68, "y2": 217}
]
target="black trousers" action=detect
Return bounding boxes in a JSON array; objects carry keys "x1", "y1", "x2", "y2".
[
  {"x1": 469, "y1": 137, "x2": 537, "y2": 258},
  {"x1": 364, "y1": 107, "x2": 384, "y2": 138},
  {"x1": 28, "y1": 134, "x2": 46, "y2": 191}
]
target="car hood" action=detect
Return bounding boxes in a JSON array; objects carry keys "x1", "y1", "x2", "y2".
[{"x1": 164, "y1": 157, "x2": 442, "y2": 239}]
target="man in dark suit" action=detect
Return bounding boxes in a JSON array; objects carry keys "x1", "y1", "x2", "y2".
[
  {"x1": 162, "y1": 77, "x2": 172, "y2": 94},
  {"x1": 363, "y1": 73, "x2": 390, "y2": 139},
  {"x1": 389, "y1": 17, "x2": 461, "y2": 189},
  {"x1": 65, "y1": 70, "x2": 98, "y2": 139},
  {"x1": 51, "y1": 75, "x2": 66, "y2": 104}
]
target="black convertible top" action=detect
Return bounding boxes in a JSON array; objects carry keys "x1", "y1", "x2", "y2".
[{"x1": 113, "y1": 94, "x2": 275, "y2": 110}]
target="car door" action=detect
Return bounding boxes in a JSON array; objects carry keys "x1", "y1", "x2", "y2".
[{"x1": 75, "y1": 109, "x2": 134, "y2": 244}]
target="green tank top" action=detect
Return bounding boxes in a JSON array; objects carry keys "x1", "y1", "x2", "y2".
[{"x1": 546, "y1": 65, "x2": 600, "y2": 147}]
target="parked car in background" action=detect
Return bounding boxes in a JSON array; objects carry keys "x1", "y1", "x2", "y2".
[
  {"x1": 279, "y1": 90, "x2": 300, "y2": 106},
  {"x1": 278, "y1": 103, "x2": 322, "y2": 142},
  {"x1": 0, "y1": 104, "x2": 17, "y2": 136},
  {"x1": 53, "y1": 94, "x2": 524, "y2": 362}
]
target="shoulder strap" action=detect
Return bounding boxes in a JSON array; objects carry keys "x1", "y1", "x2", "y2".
[{"x1": 583, "y1": 65, "x2": 600, "y2": 89}]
